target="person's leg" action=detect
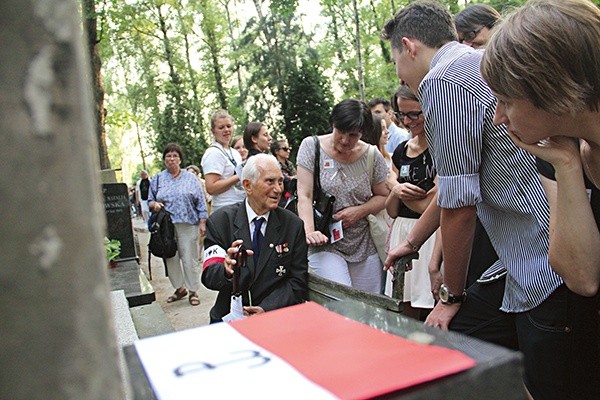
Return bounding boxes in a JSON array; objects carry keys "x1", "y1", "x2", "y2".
[
  {"x1": 308, "y1": 251, "x2": 351, "y2": 286},
  {"x1": 449, "y1": 276, "x2": 519, "y2": 350},
  {"x1": 175, "y1": 223, "x2": 200, "y2": 292},
  {"x1": 141, "y1": 200, "x2": 150, "y2": 223},
  {"x1": 348, "y1": 253, "x2": 383, "y2": 294},
  {"x1": 515, "y1": 285, "x2": 600, "y2": 400},
  {"x1": 165, "y1": 225, "x2": 185, "y2": 300}
]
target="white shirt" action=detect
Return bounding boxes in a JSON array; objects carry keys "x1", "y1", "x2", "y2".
[
  {"x1": 201, "y1": 142, "x2": 246, "y2": 209},
  {"x1": 245, "y1": 200, "x2": 270, "y2": 239},
  {"x1": 385, "y1": 123, "x2": 411, "y2": 154}
]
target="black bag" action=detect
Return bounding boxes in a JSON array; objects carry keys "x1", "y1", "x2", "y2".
[
  {"x1": 285, "y1": 136, "x2": 335, "y2": 237},
  {"x1": 149, "y1": 208, "x2": 178, "y2": 258},
  {"x1": 311, "y1": 136, "x2": 336, "y2": 237}
]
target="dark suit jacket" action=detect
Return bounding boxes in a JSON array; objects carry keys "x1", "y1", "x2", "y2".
[{"x1": 201, "y1": 202, "x2": 308, "y2": 323}]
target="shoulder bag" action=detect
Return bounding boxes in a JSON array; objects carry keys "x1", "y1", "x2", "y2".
[
  {"x1": 366, "y1": 145, "x2": 391, "y2": 264},
  {"x1": 147, "y1": 175, "x2": 178, "y2": 258},
  {"x1": 311, "y1": 136, "x2": 336, "y2": 237}
]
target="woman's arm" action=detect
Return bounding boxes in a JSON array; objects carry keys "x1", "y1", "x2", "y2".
[
  {"x1": 542, "y1": 173, "x2": 600, "y2": 296},
  {"x1": 333, "y1": 181, "x2": 389, "y2": 229},
  {"x1": 510, "y1": 134, "x2": 600, "y2": 296},
  {"x1": 204, "y1": 173, "x2": 240, "y2": 195},
  {"x1": 297, "y1": 166, "x2": 328, "y2": 245}
]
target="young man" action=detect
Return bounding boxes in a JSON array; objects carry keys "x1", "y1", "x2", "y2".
[
  {"x1": 380, "y1": 2, "x2": 592, "y2": 398},
  {"x1": 201, "y1": 154, "x2": 308, "y2": 323},
  {"x1": 481, "y1": 1, "x2": 599, "y2": 397},
  {"x1": 368, "y1": 98, "x2": 410, "y2": 154}
]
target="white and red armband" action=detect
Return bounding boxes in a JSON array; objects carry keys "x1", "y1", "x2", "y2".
[{"x1": 203, "y1": 244, "x2": 227, "y2": 271}]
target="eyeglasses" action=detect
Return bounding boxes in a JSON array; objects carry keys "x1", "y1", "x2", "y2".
[
  {"x1": 165, "y1": 154, "x2": 180, "y2": 159},
  {"x1": 279, "y1": 147, "x2": 291, "y2": 151},
  {"x1": 395, "y1": 111, "x2": 423, "y2": 120},
  {"x1": 460, "y1": 26, "x2": 484, "y2": 43}
]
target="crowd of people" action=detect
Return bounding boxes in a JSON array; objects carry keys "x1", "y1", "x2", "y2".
[{"x1": 130, "y1": 1, "x2": 599, "y2": 398}]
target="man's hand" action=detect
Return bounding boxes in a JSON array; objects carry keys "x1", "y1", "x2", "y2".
[
  {"x1": 224, "y1": 239, "x2": 254, "y2": 278},
  {"x1": 424, "y1": 302, "x2": 461, "y2": 330},
  {"x1": 243, "y1": 306, "x2": 265, "y2": 316}
]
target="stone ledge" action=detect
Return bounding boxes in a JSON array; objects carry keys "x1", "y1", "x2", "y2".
[{"x1": 129, "y1": 303, "x2": 174, "y2": 339}]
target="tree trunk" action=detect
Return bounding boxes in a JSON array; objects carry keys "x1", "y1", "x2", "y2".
[
  {"x1": 352, "y1": 0, "x2": 365, "y2": 102},
  {"x1": 1, "y1": 0, "x2": 123, "y2": 398},
  {"x1": 82, "y1": 0, "x2": 111, "y2": 169},
  {"x1": 200, "y1": 0, "x2": 228, "y2": 110},
  {"x1": 157, "y1": 4, "x2": 182, "y2": 94},
  {"x1": 223, "y1": 0, "x2": 244, "y2": 101}
]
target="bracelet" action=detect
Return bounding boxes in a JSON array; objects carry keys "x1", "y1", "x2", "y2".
[{"x1": 406, "y1": 238, "x2": 420, "y2": 252}]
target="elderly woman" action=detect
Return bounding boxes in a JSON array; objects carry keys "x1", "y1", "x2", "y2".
[
  {"x1": 296, "y1": 99, "x2": 390, "y2": 294},
  {"x1": 149, "y1": 143, "x2": 208, "y2": 306},
  {"x1": 243, "y1": 122, "x2": 272, "y2": 160},
  {"x1": 482, "y1": 3, "x2": 599, "y2": 397},
  {"x1": 201, "y1": 110, "x2": 246, "y2": 212}
]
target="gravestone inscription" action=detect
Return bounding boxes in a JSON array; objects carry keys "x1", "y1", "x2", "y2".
[{"x1": 103, "y1": 183, "x2": 137, "y2": 261}]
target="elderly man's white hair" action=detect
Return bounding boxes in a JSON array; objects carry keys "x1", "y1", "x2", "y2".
[{"x1": 242, "y1": 154, "x2": 281, "y2": 183}]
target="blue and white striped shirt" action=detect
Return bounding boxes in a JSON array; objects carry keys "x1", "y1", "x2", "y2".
[
  {"x1": 149, "y1": 169, "x2": 208, "y2": 226},
  {"x1": 419, "y1": 42, "x2": 562, "y2": 313}
]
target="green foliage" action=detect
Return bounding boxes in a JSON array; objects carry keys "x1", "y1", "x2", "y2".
[
  {"x1": 104, "y1": 237, "x2": 121, "y2": 262},
  {"x1": 99, "y1": 0, "x2": 589, "y2": 181},
  {"x1": 283, "y1": 53, "x2": 334, "y2": 160}
]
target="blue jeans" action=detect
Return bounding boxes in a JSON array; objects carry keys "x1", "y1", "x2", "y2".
[{"x1": 450, "y1": 279, "x2": 599, "y2": 400}]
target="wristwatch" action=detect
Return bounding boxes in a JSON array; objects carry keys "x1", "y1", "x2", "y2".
[{"x1": 439, "y1": 284, "x2": 467, "y2": 305}]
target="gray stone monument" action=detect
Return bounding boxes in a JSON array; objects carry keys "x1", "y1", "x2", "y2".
[{"x1": 0, "y1": 1, "x2": 123, "y2": 398}]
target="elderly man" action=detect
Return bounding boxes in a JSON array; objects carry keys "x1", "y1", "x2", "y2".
[{"x1": 201, "y1": 154, "x2": 308, "y2": 323}]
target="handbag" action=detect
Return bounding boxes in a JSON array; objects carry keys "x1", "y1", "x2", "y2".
[
  {"x1": 311, "y1": 136, "x2": 336, "y2": 237},
  {"x1": 366, "y1": 145, "x2": 390, "y2": 264},
  {"x1": 147, "y1": 174, "x2": 178, "y2": 258}
]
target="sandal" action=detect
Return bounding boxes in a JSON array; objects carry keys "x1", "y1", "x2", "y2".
[
  {"x1": 188, "y1": 292, "x2": 200, "y2": 306},
  {"x1": 167, "y1": 288, "x2": 188, "y2": 303}
]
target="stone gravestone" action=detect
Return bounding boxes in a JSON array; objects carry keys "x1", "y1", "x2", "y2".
[{"x1": 103, "y1": 183, "x2": 137, "y2": 261}]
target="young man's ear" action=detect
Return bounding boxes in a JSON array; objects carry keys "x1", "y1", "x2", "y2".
[{"x1": 401, "y1": 37, "x2": 417, "y2": 58}]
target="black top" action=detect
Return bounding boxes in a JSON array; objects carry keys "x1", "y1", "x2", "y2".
[{"x1": 391, "y1": 140, "x2": 436, "y2": 219}]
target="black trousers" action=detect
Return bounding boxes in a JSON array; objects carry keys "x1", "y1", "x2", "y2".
[{"x1": 450, "y1": 277, "x2": 600, "y2": 400}]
